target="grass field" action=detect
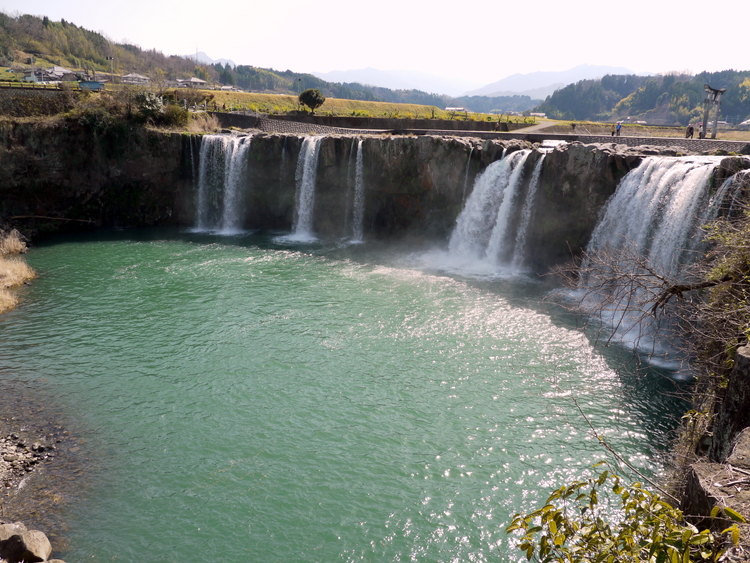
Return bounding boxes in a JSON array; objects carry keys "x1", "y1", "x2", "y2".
[
  {"x1": 1, "y1": 77, "x2": 748, "y2": 139},
  {"x1": 201, "y1": 90, "x2": 530, "y2": 123}
]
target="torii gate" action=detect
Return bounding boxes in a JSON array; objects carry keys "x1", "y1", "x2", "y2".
[{"x1": 701, "y1": 84, "x2": 725, "y2": 139}]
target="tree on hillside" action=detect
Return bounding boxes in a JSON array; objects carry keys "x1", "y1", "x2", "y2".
[{"x1": 299, "y1": 88, "x2": 326, "y2": 114}]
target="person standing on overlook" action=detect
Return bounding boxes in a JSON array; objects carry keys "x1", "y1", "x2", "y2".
[{"x1": 616, "y1": 122, "x2": 622, "y2": 136}]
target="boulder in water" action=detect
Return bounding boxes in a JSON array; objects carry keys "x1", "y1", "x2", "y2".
[
  {"x1": 0, "y1": 522, "x2": 27, "y2": 541},
  {"x1": 0, "y1": 529, "x2": 53, "y2": 562}
]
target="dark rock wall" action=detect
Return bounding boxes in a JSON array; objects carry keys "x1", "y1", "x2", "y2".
[
  {"x1": 524, "y1": 143, "x2": 643, "y2": 270},
  {"x1": 0, "y1": 121, "x2": 193, "y2": 235},
  {"x1": 0, "y1": 122, "x2": 702, "y2": 273},
  {"x1": 710, "y1": 346, "x2": 750, "y2": 462}
]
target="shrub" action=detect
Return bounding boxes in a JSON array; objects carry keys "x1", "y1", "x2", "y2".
[
  {"x1": 162, "y1": 104, "x2": 189, "y2": 127},
  {"x1": 134, "y1": 91, "x2": 163, "y2": 122},
  {"x1": 0, "y1": 229, "x2": 36, "y2": 314},
  {"x1": 71, "y1": 105, "x2": 115, "y2": 133},
  {"x1": 0, "y1": 229, "x2": 27, "y2": 256},
  {"x1": 187, "y1": 112, "x2": 220, "y2": 133},
  {"x1": 506, "y1": 465, "x2": 743, "y2": 563}
]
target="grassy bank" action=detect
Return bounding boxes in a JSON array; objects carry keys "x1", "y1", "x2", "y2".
[
  {"x1": 191, "y1": 90, "x2": 528, "y2": 122},
  {"x1": 0, "y1": 230, "x2": 36, "y2": 313}
]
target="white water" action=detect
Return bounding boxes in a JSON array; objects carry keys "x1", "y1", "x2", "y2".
[
  {"x1": 461, "y1": 147, "x2": 474, "y2": 202},
  {"x1": 344, "y1": 138, "x2": 357, "y2": 236},
  {"x1": 195, "y1": 135, "x2": 227, "y2": 230},
  {"x1": 289, "y1": 136, "x2": 322, "y2": 241},
  {"x1": 578, "y1": 156, "x2": 745, "y2": 359},
  {"x1": 485, "y1": 151, "x2": 532, "y2": 263},
  {"x1": 351, "y1": 140, "x2": 365, "y2": 242},
  {"x1": 511, "y1": 154, "x2": 546, "y2": 270},
  {"x1": 194, "y1": 134, "x2": 253, "y2": 232},
  {"x1": 220, "y1": 135, "x2": 253, "y2": 233},
  {"x1": 584, "y1": 157, "x2": 722, "y2": 280},
  {"x1": 448, "y1": 150, "x2": 530, "y2": 267}
]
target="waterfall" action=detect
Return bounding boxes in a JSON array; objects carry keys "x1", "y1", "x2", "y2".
[
  {"x1": 584, "y1": 157, "x2": 723, "y2": 280},
  {"x1": 448, "y1": 150, "x2": 530, "y2": 265},
  {"x1": 462, "y1": 147, "x2": 474, "y2": 203},
  {"x1": 510, "y1": 154, "x2": 546, "y2": 270},
  {"x1": 351, "y1": 140, "x2": 365, "y2": 242},
  {"x1": 485, "y1": 151, "x2": 532, "y2": 263},
  {"x1": 344, "y1": 138, "x2": 357, "y2": 236},
  {"x1": 291, "y1": 136, "x2": 322, "y2": 240},
  {"x1": 220, "y1": 135, "x2": 253, "y2": 233},
  {"x1": 578, "y1": 156, "x2": 745, "y2": 359},
  {"x1": 194, "y1": 134, "x2": 253, "y2": 232}
]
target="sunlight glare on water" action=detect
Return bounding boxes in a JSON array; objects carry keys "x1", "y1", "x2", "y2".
[{"x1": 1, "y1": 229, "x2": 685, "y2": 563}]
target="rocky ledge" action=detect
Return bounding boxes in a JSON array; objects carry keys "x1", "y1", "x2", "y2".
[
  {"x1": 1, "y1": 433, "x2": 56, "y2": 490},
  {"x1": 683, "y1": 429, "x2": 750, "y2": 562},
  {"x1": 0, "y1": 433, "x2": 65, "y2": 563},
  {"x1": 0, "y1": 521, "x2": 65, "y2": 563}
]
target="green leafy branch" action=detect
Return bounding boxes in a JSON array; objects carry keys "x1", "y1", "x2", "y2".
[{"x1": 506, "y1": 463, "x2": 744, "y2": 563}]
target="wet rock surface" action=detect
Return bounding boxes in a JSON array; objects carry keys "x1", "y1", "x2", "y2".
[{"x1": 0, "y1": 379, "x2": 91, "y2": 560}]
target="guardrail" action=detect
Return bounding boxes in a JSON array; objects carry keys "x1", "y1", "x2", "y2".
[{"x1": 0, "y1": 81, "x2": 95, "y2": 91}]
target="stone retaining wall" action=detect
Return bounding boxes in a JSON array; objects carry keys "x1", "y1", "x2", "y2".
[
  {"x1": 0, "y1": 87, "x2": 77, "y2": 117},
  {"x1": 212, "y1": 113, "x2": 750, "y2": 154},
  {"x1": 265, "y1": 114, "x2": 529, "y2": 132},
  {"x1": 212, "y1": 113, "x2": 384, "y2": 136}
]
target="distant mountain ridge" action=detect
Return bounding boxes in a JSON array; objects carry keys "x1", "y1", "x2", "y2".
[
  {"x1": 312, "y1": 68, "x2": 484, "y2": 97},
  {"x1": 187, "y1": 51, "x2": 236, "y2": 68},
  {"x1": 466, "y1": 64, "x2": 638, "y2": 98}
]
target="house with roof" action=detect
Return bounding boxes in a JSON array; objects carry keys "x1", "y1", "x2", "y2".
[
  {"x1": 121, "y1": 73, "x2": 150, "y2": 85},
  {"x1": 176, "y1": 77, "x2": 208, "y2": 88},
  {"x1": 24, "y1": 65, "x2": 76, "y2": 83}
]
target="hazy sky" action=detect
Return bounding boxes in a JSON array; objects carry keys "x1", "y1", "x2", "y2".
[{"x1": 2, "y1": 0, "x2": 749, "y2": 85}]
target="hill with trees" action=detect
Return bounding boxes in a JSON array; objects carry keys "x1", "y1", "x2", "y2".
[
  {"x1": 6, "y1": 12, "x2": 748, "y2": 125},
  {"x1": 0, "y1": 12, "x2": 540, "y2": 115},
  {"x1": 536, "y1": 71, "x2": 750, "y2": 125}
]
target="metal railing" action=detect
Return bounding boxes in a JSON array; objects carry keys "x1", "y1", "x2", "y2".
[{"x1": 0, "y1": 81, "x2": 96, "y2": 91}]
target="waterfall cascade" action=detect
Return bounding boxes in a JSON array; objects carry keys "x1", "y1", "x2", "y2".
[
  {"x1": 578, "y1": 156, "x2": 748, "y2": 358},
  {"x1": 511, "y1": 154, "x2": 546, "y2": 269},
  {"x1": 583, "y1": 156, "x2": 727, "y2": 280},
  {"x1": 448, "y1": 150, "x2": 537, "y2": 269},
  {"x1": 351, "y1": 140, "x2": 365, "y2": 242},
  {"x1": 195, "y1": 134, "x2": 253, "y2": 233},
  {"x1": 290, "y1": 136, "x2": 322, "y2": 241},
  {"x1": 461, "y1": 147, "x2": 474, "y2": 203}
]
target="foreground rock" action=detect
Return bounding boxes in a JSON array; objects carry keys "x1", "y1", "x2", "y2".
[
  {"x1": 0, "y1": 522, "x2": 64, "y2": 563},
  {"x1": 683, "y1": 429, "x2": 750, "y2": 561}
]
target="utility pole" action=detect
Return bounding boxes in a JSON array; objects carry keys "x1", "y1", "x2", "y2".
[
  {"x1": 106, "y1": 56, "x2": 114, "y2": 84},
  {"x1": 701, "y1": 84, "x2": 725, "y2": 139}
]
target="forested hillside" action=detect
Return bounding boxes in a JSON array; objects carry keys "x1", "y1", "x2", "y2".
[
  {"x1": 536, "y1": 71, "x2": 750, "y2": 125},
  {"x1": 0, "y1": 12, "x2": 539, "y2": 114}
]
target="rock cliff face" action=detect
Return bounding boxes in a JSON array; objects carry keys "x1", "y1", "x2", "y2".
[
  {"x1": 0, "y1": 120, "x2": 193, "y2": 235},
  {"x1": 523, "y1": 142, "x2": 643, "y2": 269},
  {"x1": 238, "y1": 134, "x2": 643, "y2": 269},
  {"x1": 0, "y1": 121, "x2": 703, "y2": 272}
]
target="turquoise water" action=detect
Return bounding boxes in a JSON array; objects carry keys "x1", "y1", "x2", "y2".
[{"x1": 2, "y1": 229, "x2": 685, "y2": 562}]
